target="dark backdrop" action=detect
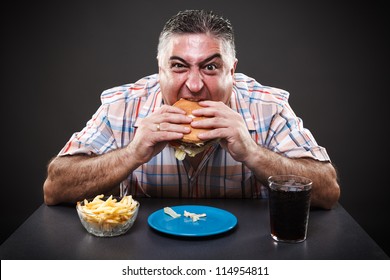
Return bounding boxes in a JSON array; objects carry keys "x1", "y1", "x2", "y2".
[{"x1": 2, "y1": 0, "x2": 389, "y2": 257}]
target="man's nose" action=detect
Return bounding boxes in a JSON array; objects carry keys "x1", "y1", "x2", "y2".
[{"x1": 185, "y1": 70, "x2": 204, "y2": 93}]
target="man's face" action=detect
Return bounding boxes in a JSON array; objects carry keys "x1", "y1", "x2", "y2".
[{"x1": 158, "y1": 33, "x2": 237, "y2": 105}]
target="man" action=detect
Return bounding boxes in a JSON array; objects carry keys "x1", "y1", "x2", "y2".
[{"x1": 43, "y1": 10, "x2": 340, "y2": 209}]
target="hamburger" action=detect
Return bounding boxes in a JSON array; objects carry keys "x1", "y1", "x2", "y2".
[{"x1": 170, "y1": 98, "x2": 216, "y2": 160}]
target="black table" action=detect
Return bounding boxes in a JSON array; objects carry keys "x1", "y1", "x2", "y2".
[{"x1": 0, "y1": 198, "x2": 388, "y2": 259}]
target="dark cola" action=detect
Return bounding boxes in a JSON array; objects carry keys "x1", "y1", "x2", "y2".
[{"x1": 268, "y1": 175, "x2": 312, "y2": 243}]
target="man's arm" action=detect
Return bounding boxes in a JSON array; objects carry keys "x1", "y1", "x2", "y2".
[
  {"x1": 43, "y1": 146, "x2": 141, "y2": 205},
  {"x1": 243, "y1": 146, "x2": 340, "y2": 209},
  {"x1": 193, "y1": 100, "x2": 340, "y2": 209},
  {"x1": 43, "y1": 104, "x2": 192, "y2": 205}
]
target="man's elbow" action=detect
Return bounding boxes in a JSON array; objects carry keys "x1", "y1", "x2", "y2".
[
  {"x1": 308, "y1": 161, "x2": 340, "y2": 209},
  {"x1": 319, "y1": 164, "x2": 341, "y2": 210},
  {"x1": 328, "y1": 163, "x2": 341, "y2": 207},
  {"x1": 43, "y1": 156, "x2": 68, "y2": 205},
  {"x1": 43, "y1": 178, "x2": 59, "y2": 205},
  {"x1": 321, "y1": 182, "x2": 341, "y2": 210}
]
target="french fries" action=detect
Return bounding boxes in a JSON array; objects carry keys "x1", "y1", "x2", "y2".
[
  {"x1": 163, "y1": 206, "x2": 207, "y2": 222},
  {"x1": 77, "y1": 194, "x2": 138, "y2": 225},
  {"x1": 164, "y1": 207, "x2": 181, "y2": 218},
  {"x1": 184, "y1": 210, "x2": 206, "y2": 222}
]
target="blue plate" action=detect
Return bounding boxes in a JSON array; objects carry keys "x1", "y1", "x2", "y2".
[{"x1": 147, "y1": 205, "x2": 238, "y2": 237}]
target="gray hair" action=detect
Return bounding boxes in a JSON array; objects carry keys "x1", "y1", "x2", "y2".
[{"x1": 157, "y1": 10, "x2": 236, "y2": 66}]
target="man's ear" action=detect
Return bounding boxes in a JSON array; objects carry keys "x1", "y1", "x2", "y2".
[{"x1": 231, "y1": 58, "x2": 238, "y2": 76}]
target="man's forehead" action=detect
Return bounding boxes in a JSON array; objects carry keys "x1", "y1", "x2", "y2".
[{"x1": 166, "y1": 34, "x2": 227, "y2": 62}]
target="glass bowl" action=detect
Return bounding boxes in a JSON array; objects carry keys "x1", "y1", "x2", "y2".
[{"x1": 76, "y1": 195, "x2": 139, "y2": 237}]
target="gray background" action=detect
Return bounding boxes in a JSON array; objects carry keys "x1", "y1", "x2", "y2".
[{"x1": 2, "y1": 0, "x2": 388, "y2": 257}]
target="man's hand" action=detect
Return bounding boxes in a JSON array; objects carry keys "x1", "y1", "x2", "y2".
[
  {"x1": 128, "y1": 104, "x2": 193, "y2": 164},
  {"x1": 191, "y1": 100, "x2": 340, "y2": 209},
  {"x1": 191, "y1": 100, "x2": 257, "y2": 162}
]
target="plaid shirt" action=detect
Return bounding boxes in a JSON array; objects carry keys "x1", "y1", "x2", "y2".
[{"x1": 59, "y1": 73, "x2": 330, "y2": 198}]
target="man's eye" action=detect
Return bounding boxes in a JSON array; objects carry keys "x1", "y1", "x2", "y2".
[
  {"x1": 172, "y1": 63, "x2": 185, "y2": 68},
  {"x1": 205, "y1": 64, "x2": 217, "y2": 71}
]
